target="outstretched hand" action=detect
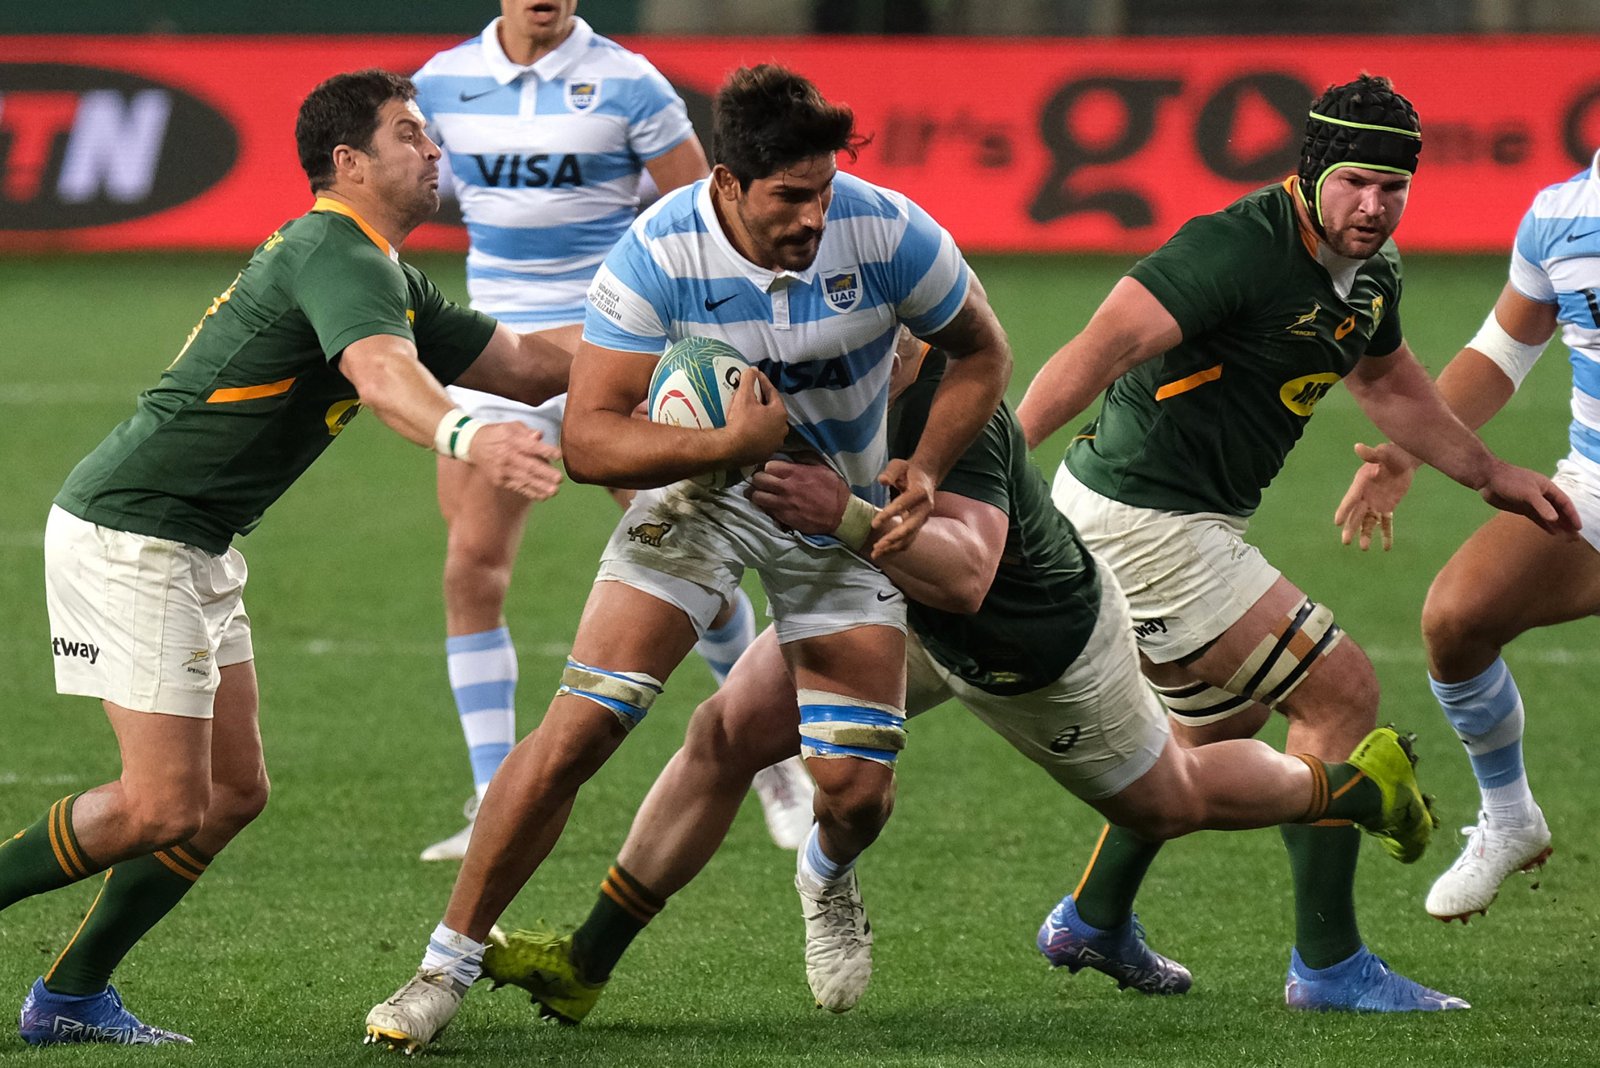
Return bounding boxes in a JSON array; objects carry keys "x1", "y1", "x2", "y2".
[
  {"x1": 871, "y1": 458, "x2": 937, "y2": 558},
  {"x1": 471, "y1": 422, "x2": 563, "y2": 501},
  {"x1": 1334, "y1": 442, "x2": 1416, "y2": 551},
  {"x1": 1479, "y1": 460, "x2": 1582, "y2": 536}
]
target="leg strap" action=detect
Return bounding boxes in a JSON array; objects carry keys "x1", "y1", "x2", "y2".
[
  {"x1": 1223, "y1": 599, "x2": 1343, "y2": 708},
  {"x1": 558, "y1": 658, "x2": 664, "y2": 729},
  {"x1": 798, "y1": 689, "x2": 906, "y2": 766}
]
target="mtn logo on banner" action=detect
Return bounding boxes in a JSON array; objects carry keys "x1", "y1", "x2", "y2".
[{"x1": 0, "y1": 63, "x2": 237, "y2": 230}]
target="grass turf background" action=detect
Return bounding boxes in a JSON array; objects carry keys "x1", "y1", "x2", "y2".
[{"x1": 0, "y1": 252, "x2": 1595, "y2": 1065}]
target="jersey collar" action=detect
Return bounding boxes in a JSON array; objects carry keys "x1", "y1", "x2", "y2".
[
  {"x1": 310, "y1": 197, "x2": 398, "y2": 262},
  {"x1": 480, "y1": 15, "x2": 593, "y2": 85},
  {"x1": 694, "y1": 180, "x2": 821, "y2": 290}
]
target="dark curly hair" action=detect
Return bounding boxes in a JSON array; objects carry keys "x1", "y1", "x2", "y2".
[
  {"x1": 712, "y1": 65, "x2": 870, "y2": 188},
  {"x1": 296, "y1": 69, "x2": 417, "y2": 193}
]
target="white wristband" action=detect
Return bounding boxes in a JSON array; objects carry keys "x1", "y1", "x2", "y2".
[
  {"x1": 834, "y1": 494, "x2": 880, "y2": 552},
  {"x1": 433, "y1": 407, "x2": 485, "y2": 462}
]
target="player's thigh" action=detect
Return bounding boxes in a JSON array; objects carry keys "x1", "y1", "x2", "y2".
[
  {"x1": 208, "y1": 661, "x2": 264, "y2": 794},
  {"x1": 45, "y1": 506, "x2": 245, "y2": 721},
  {"x1": 948, "y1": 578, "x2": 1169, "y2": 803},
  {"x1": 1051, "y1": 467, "x2": 1278, "y2": 664},
  {"x1": 1426, "y1": 509, "x2": 1600, "y2": 654},
  {"x1": 438, "y1": 458, "x2": 538, "y2": 561},
  {"x1": 1181, "y1": 575, "x2": 1375, "y2": 719},
  {"x1": 685, "y1": 626, "x2": 803, "y2": 772}
]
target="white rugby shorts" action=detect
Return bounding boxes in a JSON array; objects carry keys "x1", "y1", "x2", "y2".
[
  {"x1": 445, "y1": 385, "x2": 566, "y2": 444},
  {"x1": 904, "y1": 562, "x2": 1168, "y2": 800},
  {"x1": 596, "y1": 481, "x2": 906, "y2": 643},
  {"x1": 1050, "y1": 465, "x2": 1279, "y2": 664},
  {"x1": 44, "y1": 506, "x2": 254, "y2": 718},
  {"x1": 1554, "y1": 455, "x2": 1600, "y2": 557}
]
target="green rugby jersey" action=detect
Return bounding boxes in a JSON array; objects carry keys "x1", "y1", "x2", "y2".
[
  {"x1": 893, "y1": 351, "x2": 1101, "y2": 697},
  {"x1": 1065, "y1": 179, "x2": 1405, "y2": 517},
  {"x1": 56, "y1": 199, "x2": 496, "y2": 554}
]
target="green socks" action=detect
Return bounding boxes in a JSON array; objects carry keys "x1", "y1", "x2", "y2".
[
  {"x1": 1070, "y1": 824, "x2": 1163, "y2": 931},
  {"x1": 571, "y1": 864, "x2": 665, "y2": 983},
  {"x1": 1280, "y1": 822, "x2": 1362, "y2": 969},
  {"x1": 0, "y1": 795, "x2": 101, "y2": 911},
  {"x1": 45, "y1": 842, "x2": 212, "y2": 996}
]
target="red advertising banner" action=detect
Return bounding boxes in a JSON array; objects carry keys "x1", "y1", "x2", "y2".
[{"x1": 2, "y1": 34, "x2": 1598, "y2": 254}]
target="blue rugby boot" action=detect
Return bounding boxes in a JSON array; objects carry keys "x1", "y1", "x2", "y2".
[
  {"x1": 1036, "y1": 895, "x2": 1192, "y2": 994},
  {"x1": 19, "y1": 978, "x2": 192, "y2": 1046},
  {"x1": 1285, "y1": 947, "x2": 1470, "y2": 1012}
]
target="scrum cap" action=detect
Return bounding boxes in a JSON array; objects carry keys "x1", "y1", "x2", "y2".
[{"x1": 1297, "y1": 74, "x2": 1421, "y2": 235}]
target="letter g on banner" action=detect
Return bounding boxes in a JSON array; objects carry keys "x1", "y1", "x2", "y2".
[{"x1": 1029, "y1": 76, "x2": 1182, "y2": 227}]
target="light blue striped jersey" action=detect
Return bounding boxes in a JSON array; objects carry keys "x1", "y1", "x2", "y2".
[
  {"x1": 413, "y1": 17, "x2": 694, "y2": 329},
  {"x1": 1509, "y1": 150, "x2": 1600, "y2": 474},
  {"x1": 585, "y1": 172, "x2": 971, "y2": 501}
]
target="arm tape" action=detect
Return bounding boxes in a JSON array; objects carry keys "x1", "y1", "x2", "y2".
[
  {"x1": 834, "y1": 495, "x2": 879, "y2": 552},
  {"x1": 433, "y1": 407, "x2": 485, "y2": 461},
  {"x1": 1466, "y1": 309, "x2": 1548, "y2": 391}
]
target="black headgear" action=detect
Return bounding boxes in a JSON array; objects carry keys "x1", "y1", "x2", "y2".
[{"x1": 1297, "y1": 74, "x2": 1421, "y2": 236}]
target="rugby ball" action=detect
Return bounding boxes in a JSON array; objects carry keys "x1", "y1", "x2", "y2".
[{"x1": 647, "y1": 336, "x2": 757, "y2": 489}]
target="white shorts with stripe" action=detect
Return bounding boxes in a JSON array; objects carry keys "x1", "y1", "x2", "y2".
[
  {"x1": 597, "y1": 481, "x2": 905, "y2": 644},
  {"x1": 905, "y1": 562, "x2": 1168, "y2": 801},
  {"x1": 43, "y1": 506, "x2": 254, "y2": 718},
  {"x1": 1050, "y1": 465, "x2": 1279, "y2": 664}
]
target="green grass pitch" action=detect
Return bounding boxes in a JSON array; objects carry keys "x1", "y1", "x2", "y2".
[{"x1": 1, "y1": 250, "x2": 1596, "y2": 1066}]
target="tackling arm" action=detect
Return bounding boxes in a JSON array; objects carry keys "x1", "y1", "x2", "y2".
[
  {"x1": 452, "y1": 322, "x2": 574, "y2": 408},
  {"x1": 748, "y1": 457, "x2": 1007, "y2": 613},
  {"x1": 872, "y1": 286, "x2": 1013, "y2": 555},
  {"x1": 340, "y1": 334, "x2": 562, "y2": 500},
  {"x1": 1015, "y1": 276, "x2": 1184, "y2": 450}
]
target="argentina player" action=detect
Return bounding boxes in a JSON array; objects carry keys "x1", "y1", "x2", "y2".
[
  {"x1": 366, "y1": 64, "x2": 1012, "y2": 1051},
  {"x1": 411, "y1": 1, "x2": 810, "y2": 861},
  {"x1": 1339, "y1": 152, "x2": 1600, "y2": 923}
]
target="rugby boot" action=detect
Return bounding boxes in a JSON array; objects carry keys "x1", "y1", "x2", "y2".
[
  {"x1": 796, "y1": 866, "x2": 873, "y2": 1012},
  {"x1": 1036, "y1": 895, "x2": 1191, "y2": 994},
  {"x1": 1285, "y1": 946, "x2": 1469, "y2": 1011},
  {"x1": 481, "y1": 925, "x2": 606, "y2": 1025},
  {"x1": 1347, "y1": 726, "x2": 1438, "y2": 863},
  {"x1": 19, "y1": 978, "x2": 192, "y2": 1046},
  {"x1": 364, "y1": 968, "x2": 467, "y2": 1053},
  {"x1": 1425, "y1": 807, "x2": 1552, "y2": 923}
]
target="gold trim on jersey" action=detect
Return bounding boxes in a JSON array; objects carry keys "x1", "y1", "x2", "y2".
[
  {"x1": 1154, "y1": 363, "x2": 1222, "y2": 401},
  {"x1": 207, "y1": 376, "x2": 297, "y2": 404},
  {"x1": 310, "y1": 196, "x2": 397, "y2": 260}
]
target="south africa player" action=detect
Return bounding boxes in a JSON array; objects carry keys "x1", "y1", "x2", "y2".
[
  {"x1": 1015, "y1": 74, "x2": 1576, "y2": 1011},
  {"x1": 2, "y1": 69, "x2": 565, "y2": 1046}
]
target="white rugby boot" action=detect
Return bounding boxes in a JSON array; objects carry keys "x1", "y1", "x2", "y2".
[
  {"x1": 1425, "y1": 807, "x2": 1552, "y2": 922},
  {"x1": 752, "y1": 757, "x2": 815, "y2": 850},
  {"x1": 796, "y1": 866, "x2": 873, "y2": 1012},
  {"x1": 364, "y1": 968, "x2": 468, "y2": 1054},
  {"x1": 420, "y1": 796, "x2": 479, "y2": 863}
]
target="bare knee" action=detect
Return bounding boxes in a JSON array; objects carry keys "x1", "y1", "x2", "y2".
[
  {"x1": 1421, "y1": 577, "x2": 1502, "y2": 678},
  {"x1": 810, "y1": 760, "x2": 895, "y2": 836},
  {"x1": 682, "y1": 691, "x2": 795, "y2": 785},
  {"x1": 206, "y1": 769, "x2": 270, "y2": 838},
  {"x1": 124, "y1": 787, "x2": 209, "y2": 850}
]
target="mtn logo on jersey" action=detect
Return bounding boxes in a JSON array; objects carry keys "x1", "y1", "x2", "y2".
[
  {"x1": 565, "y1": 81, "x2": 600, "y2": 112},
  {"x1": 1279, "y1": 372, "x2": 1341, "y2": 416},
  {"x1": 822, "y1": 269, "x2": 862, "y2": 313}
]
